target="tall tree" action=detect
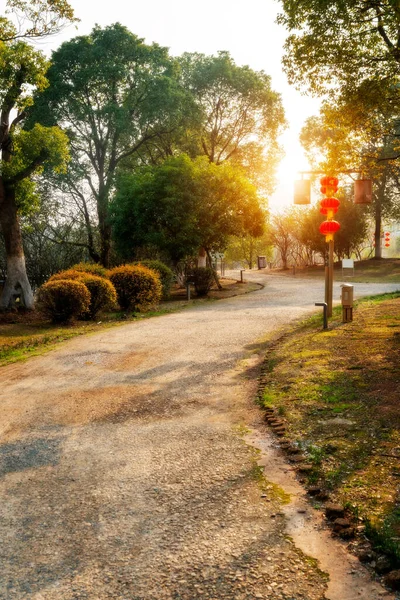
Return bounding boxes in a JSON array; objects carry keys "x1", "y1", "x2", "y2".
[
  {"x1": 30, "y1": 24, "x2": 194, "y2": 267},
  {"x1": 179, "y1": 51, "x2": 286, "y2": 191},
  {"x1": 0, "y1": 1, "x2": 73, "y2": 309}
]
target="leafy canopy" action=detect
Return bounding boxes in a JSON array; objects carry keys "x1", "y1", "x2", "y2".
[
  {"x1": 111, "y1": 154, "x2": 265, "y2": 264},
  {"x1": 278, "y1": 1, "x2": 400, "y2": 97},
  {"x1": 1, "y1": 0, "x2": 78, "y2": 42}
]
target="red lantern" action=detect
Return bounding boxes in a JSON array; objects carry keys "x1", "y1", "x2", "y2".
[
  {"x1": 385, "y1": 243, "x2": 390, "y2": 247},
  {"x1": 320, "y1": 176, "x2": 339, "y2": 194},
  {"x1": 319, "y1": 220, "x2": 341, "y2": 235},
  {"x1": 319, "y1": 197, "x2": 340, "y2": 215},
  {"x1": 385, "y1": 232, "x2": 390, "y2": 236}
]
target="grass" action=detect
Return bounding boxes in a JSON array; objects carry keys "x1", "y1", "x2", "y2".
[
  {"x1": 259, "y1": 289, "x2": 400, "y2": 566},
  {"x1": 0, "y1": 278, "x2": 261, "y2": 366}
]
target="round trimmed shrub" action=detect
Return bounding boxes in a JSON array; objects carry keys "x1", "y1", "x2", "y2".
[
  {"x1": 71, "y1": 262, "x2": 108, "y2": 278},
  {"x1": 38, "y1": 279, "x2": 90, "y2": 323},
  {"x1": 192, "y1": 267, "x2": 215, "y2": 297},
  {"x1": 78, "y1": 274, "x2": 117, "y2": 319},
  {"x1": 48, "y1": 270, "x2": 117, "y2": 319},
  {"x1": 48, "y1": 269, "x2": 84, "y2": 282},
  {"x1": 134, "y1": 260, "x2": 174, "y2": 299},
  {"x1": 109, "y1": 265, "x2": 162, "y2": 311}
]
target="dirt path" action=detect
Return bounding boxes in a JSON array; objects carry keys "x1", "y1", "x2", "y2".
[{"x1": 0, "y1": 273, "x2": 399, "y2": 600}]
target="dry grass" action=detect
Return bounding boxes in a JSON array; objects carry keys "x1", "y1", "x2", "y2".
[{"x1": 259, "y1": 291, "x2": 400, "y2": 564}]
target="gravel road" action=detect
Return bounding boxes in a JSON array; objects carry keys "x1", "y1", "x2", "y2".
[{"x1": 0, "y1": 272, "x2": 399, "y2": 600}]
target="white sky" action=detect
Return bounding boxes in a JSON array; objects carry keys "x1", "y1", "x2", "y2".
[{"x1": 7, "y1": 0, "x2": 322, "y2": 211}]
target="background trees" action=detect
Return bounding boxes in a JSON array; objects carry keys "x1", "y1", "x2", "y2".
[
  {"x1": 111, "y1": 154, "x2": 265, "y2": 267},
  {"x1": 29, "y1": 23, "x2": 194, "y2": 267}
]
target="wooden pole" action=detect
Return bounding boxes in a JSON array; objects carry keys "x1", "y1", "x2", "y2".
[{"x1": 327, "y1": 240, "x2": 334, "y2": 317}]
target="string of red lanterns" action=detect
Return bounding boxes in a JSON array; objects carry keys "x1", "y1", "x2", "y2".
[{"x1": 319, "y1": 176, "x2": 340, "y2": 242}]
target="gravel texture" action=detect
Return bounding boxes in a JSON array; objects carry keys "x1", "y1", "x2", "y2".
[{"x1": 0, "y1": 272, "x2": 399, "y2": 600}]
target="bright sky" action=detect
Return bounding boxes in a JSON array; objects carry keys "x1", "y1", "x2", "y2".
[{"x1": 24, "y1": 0, "x2": 321, "y2": 212}]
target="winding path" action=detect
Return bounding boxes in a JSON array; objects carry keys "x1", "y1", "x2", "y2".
[{"x1": 0, "y1": 272, "x2": 398, "y2": 600}]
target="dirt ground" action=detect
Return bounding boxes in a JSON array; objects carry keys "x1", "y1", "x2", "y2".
[{"x1": 0, "y1": 271, "x2": 399, "y2": 600}]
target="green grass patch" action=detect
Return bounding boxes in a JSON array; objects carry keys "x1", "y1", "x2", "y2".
[{"x1": 258, "y1": 291, "x2": 400, "y2": 566}]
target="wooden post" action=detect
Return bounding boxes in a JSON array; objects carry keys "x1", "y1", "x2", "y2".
[{"x1": 327, "y1": 240, "x2": 334, "y2": 317}]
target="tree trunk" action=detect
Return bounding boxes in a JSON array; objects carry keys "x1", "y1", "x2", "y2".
[
  {"x1": 197, "y1": 247, "x2": 207, "y2": 267},
  {"x1": 205, "y1": 247, "x2": 222, "y2": 290},
  {"x1": 97, "y1": 186, "x2": 112, "y2": 267},
  {"x1": 374, "y1": 196, "x2": 382, "y2": 259},
  {"x1": 0, "y1": 181, "x2": 34, "y2": 309}
]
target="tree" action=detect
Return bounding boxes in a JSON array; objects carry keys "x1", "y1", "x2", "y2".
[
  {"x1": 266, "y1": 211, "x2": 299, "y2": 270},
  {"x1": 0, "y1": 0, "x2": 76, "y2": 309},
  {"x1": 111, "y1": 154, "x2": 265, "y2": 267},
  {"x1": 2, "y1": 0, "x2": 78, "y2": 42},
  {"x1": 300, "y1": 102, "x2": 400, "y2": 258},
  {"x1": 294, "y1": 194, "x2": 369, "y2": 261},
  {"x1": 278, "y1": 1, "x2": 400, "y2": 101},
  {"x1": 178, "y1": 51, "x2": 286, "y2": 192},
  {"x1": 0, "y1": 40, "x2": 71, "y2": 308},
  {"x1": 30, "y1": 24, "x2": 194, "y2": 267},
  {"x1": 224, "y1": 232, "x2": 272, "y2": 270}
]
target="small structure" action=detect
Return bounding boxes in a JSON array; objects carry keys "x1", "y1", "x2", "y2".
[{"x1": 341, "y1": 259, "x2": 355, "y2": 277}]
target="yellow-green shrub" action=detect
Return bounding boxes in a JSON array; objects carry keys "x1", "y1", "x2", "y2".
[
  {"x1": 48, "y1": 270, "x2": 117, "y2": 319},
  {"x1": 79, "y1": 274, "x2": 117, "y2": 319},
  {"x1": 71, "y1": 262, "x2": 108, "y2": 278},
  {"x1": 134, "y1": 260, "x2": 174, "y2": 299},
  {"x1": 38, "y1": 279, "x2": 90, "y2": 323},
  {"x1": 48, "y1": 269, "x2": 83, "y2": 282},
  {"x1": 109, "y1": 265, "x2": 162, "y2": 311}
]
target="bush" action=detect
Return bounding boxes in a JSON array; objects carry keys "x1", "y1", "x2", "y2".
[
  {"x1": 71, "y1": 262, "x2": 108, "y2": 278},
  {"x1": 37, "y1": 279, "x2": 90, "y2": 323},
  {"x1": 48, "y1": 270, "x2": 117, "y2": 319},
  {"x1": 192, "y1": 267, "x2": 215, "y2": 297},
  {"x1": 134, "y1": 260, "x2": 174, "y2": 299},
  {"x1": 78, "y1": 274, "x2": 117, "y2": 319},
  {"x1": 109, "y1": 265, "x2": 162, "y2": 311},
  {"x1": 48, "y1": 269, "x2": 84, "y2": 282}
]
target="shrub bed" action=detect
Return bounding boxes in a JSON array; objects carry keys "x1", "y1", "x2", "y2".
[
  {"x1": 192, "y1": 267, "x2": 215, "y2": 297},
  {"x1": 38, "y1": 280, "x2": 90, "y2": 323},
  {"x1": 134, "y1": 260, "x2": 174, "y2": 299},
  {"x1": 109, "y1": 265, "x2": 162, "y2": 311}
]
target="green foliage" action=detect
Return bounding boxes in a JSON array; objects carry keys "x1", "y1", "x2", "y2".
[
  {"x1": 278, "y1": 1, "x2": 400, "y2": 99},
  {"x1": 134, "y1": 260, "x2": 174, "y2": 299},
  {"x1": 192, "y1": 267, "x2": 215, "y2": 297},
  {"x1": 224, "y1": 232, "x2": 272, "y2": 269},
  {"x1": 29, "y1": 23, "x2": 192, "y2": 266},
  {"x1": 294, "y1": 192, "x2": 369, "y2": 261},
  {"x1": 71, "y1": 263, "x2": 108, "y2": 278},
  {"x1": 112, "y1": 154, "x2": 265, "y2": 264},
  {"x1": 37, "y1": 279, "x2": 90, "y2": 323},
  {"x1": 109, "y1": 265, "x2": 162, "y2": 311},
  {"x1": 178, "y1": 51, "x2": 286, "y2": 192}
]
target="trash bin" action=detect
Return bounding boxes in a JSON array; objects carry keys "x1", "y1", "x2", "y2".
[{"x1": 257, "y1": 256, "x2": 266, "y2": 269}]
